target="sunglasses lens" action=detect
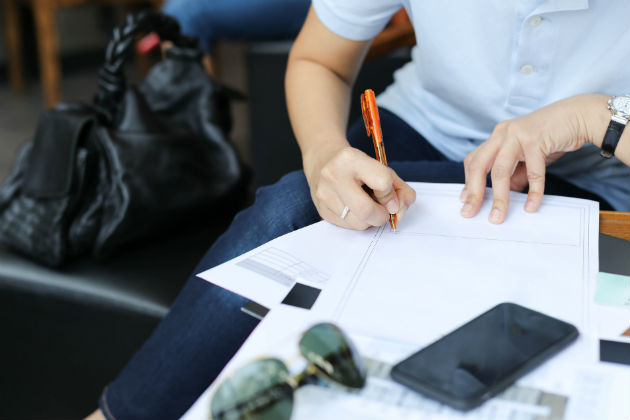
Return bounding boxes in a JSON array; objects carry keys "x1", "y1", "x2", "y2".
[
  {"x1": 211, "y1": 359, "x2": 294, "y2": 420},
  {"x1": 299, "y1": 323, "x2": 366, "y2": 389}
]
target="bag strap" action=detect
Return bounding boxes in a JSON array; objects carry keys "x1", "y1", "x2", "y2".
[
  {"x1": 22, "y1": 110, "x2": 95, "y2": 198},
  {"x1": 94, "y1": 11, "x2": 198, "y2": 122}
]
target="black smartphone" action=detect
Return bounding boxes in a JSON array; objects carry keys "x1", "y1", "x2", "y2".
[{"x1": 390, "y1": 302, "x2": 578, "y2": 411}]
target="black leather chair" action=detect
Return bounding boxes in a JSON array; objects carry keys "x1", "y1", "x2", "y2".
[{"x1": 0, "y1": 207, "x2": 244, "y2": 419}]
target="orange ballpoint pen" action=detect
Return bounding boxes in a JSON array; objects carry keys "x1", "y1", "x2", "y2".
[{"x1": 361, "y1": 89, "x2": 397, "y2": 230}]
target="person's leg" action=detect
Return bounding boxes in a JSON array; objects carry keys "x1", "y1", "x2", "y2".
[
  {"x1": 99, "y1": 171, "x2": 320, "y2": 420},
  {"x1": 163, "y1": 0, "x2": 310, "y2": 53}
]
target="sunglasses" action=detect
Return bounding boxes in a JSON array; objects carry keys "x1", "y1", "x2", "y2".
[{"x1": 210, "y1": 323, "x2": 366, "y2": 420}]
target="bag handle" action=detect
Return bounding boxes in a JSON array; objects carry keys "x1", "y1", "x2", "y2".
[{"x1": 94, "y1": 11, "x2": 198, "y2": 120}]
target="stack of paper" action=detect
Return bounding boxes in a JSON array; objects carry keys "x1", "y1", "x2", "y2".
[{"x1": 186, "y1": 183, "x2": 628, "y2": 420}]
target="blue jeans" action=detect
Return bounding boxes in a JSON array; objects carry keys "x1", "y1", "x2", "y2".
[
  {"x1": 99, "y1": 109, "x2": 609, "y2": 419},
  {"x1": 163, "y1": 0, "x2": 310, "y2": 52}
]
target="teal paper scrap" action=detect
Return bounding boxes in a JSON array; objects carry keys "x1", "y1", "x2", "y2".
[{"x1": 595, "y1": 272, "x2": 630, "y2": 308}]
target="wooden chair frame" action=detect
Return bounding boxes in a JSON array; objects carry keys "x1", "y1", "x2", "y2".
[
  {"x1": 2, "y1": 0, "x2": 163, "y2": 108},
  {"x1": 600, "y1": 211, "x2": 630, "y2": 240}
]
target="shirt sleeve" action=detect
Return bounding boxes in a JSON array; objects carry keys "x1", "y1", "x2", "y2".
[{"x1": 312, "y1": 0, "x2": 405, "y2": 41}]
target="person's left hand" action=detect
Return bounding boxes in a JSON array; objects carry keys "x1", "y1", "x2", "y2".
[{"x1": 460, "y1": 93, "x2": 609, "y2": 223}]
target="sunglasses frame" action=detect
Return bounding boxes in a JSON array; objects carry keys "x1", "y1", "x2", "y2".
[{"x1": 210, "y1": 322, "x2": 365, "y2": 420}]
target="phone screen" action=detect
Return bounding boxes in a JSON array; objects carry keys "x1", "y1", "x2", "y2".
[{"x1": 390, "y1": 303, "x2": 578, "y2": 410}]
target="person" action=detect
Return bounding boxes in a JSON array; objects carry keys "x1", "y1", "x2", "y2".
[
  {"x1": 88, "y1": 1, "x2": 629, "y2": 418},
  {"x1": 162, "y1": 0, "x2": 310, "y2": 75}
]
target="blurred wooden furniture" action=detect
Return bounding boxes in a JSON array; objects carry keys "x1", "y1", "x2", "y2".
[
  {"x1": 2, "y1": 0, "x2": 163, "y2": 108},
  {"x1": 600, "y1": 211, "x2": 630, "y2": 240},
  {"x1": 368, "y1": 9, "x2": 415, "y2": 61}
]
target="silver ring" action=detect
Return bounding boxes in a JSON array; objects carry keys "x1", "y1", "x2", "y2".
[{"x1": 340, "y1": 206, "x2": 350, "y2": 220}]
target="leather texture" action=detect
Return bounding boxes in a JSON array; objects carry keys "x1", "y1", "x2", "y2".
[
  {"x1": 0, "y1": 12, "x2": 247, "y2": 266},
  {"x1": 600, "y1": 119, "x2": 626, "y2": 158}
]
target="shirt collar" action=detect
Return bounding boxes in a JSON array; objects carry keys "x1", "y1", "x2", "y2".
[{"x1": 533, "y1": 0, "x2": 589, "y2": 15}]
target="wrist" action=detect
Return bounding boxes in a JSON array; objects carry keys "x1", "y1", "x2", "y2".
[
  {"x1": 581, "y1": 93, "x2": 613, "y2": 149},
  {"x1": 301, "y1": 138, "x2": 348, "y2": 181}
]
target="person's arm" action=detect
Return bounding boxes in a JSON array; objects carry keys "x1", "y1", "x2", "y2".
[
  {"x1": 286, "y1": 6, "x2": 415, "y2": 230},
  {"x1": 460, "y1": 93, "x2": 629, "y2": 224}
]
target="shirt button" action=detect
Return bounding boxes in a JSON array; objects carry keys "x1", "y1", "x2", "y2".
[
  {"x1": 529, "y1": 16, "x2": 542, "y2": 26},
  {"x1": 521, "y1": 64, "x2": 534, "y2": 75}
]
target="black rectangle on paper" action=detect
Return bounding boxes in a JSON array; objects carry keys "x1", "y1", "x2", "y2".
[
  {"x1": 600, "y1": 339, "x2": 630, "y2": 365},
  {"x1": 240, "y1": 302, "x2": 270, "y2": 320},
  {"x1": 281, "y1": 283, "x2": 321, "y2": 310}
]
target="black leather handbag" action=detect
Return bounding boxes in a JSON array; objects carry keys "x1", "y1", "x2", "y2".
[{"x1": 0, "y1": 12, "x2": 248, "y2": 266}]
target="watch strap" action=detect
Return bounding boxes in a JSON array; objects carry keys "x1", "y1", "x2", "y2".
[{"x1": 600, "y1": 119, "x2": 626, "y2": 158}]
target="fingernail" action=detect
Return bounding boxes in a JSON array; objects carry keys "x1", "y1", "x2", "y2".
[
  {"x1": 525, "y1": 200, "x2": 536, "y2": 212},
  {"x1": 489, "y1": 208, "x2": 502, "y2": 223},
  {"x1": 461, "y1": 203, "x2": 473, "y2": 216},
  {"x1": 459, "y1": 188, "x2": 468, "y2": 202},
  {"x1": 385, "y1": 197, "x2": 399, "y2": 214}
]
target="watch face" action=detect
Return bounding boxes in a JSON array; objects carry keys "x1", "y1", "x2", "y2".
[{"x1": 611, "y1": 95, "x2": 630, "y2": 117}]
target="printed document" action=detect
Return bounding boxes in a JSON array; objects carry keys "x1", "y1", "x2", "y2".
[
  {"x1": 315, "y1": 183, "x2": 600, "y2": 359},
  {"x1": 187, "y1": 183, "x2": 628, "y2": 419}
]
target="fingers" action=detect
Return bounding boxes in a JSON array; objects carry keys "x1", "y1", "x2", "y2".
[
  {"x1": 312, "y1": 177, "x2": 374, "y2": 230},
  {"x1": 522, "y1": 148, "x2": 546, "y2": 212},
  {"x1": 461, "y1": 141, "x2": 498, "y2": 218},
  {"x1": 313, "y1": 180, "x2": 372, "y2": 230},
  {"x1": 313, "y1": 147, "x2": 400, "y2": 229},
  {"x1": 356, "y1": 160, "x2": 417, "y2": 222},
  {"x1": 352, "y1": 156, "x2": 400, "y2": 214},
  {"x1": 462, "y1": 119, "x2": 550, "y2": 224},
  {"x1": 372, "y1": 187, "x2": 398, "y2": 215},
  {"x1": 339, "y1": 178, "x2": 391, "y2": 226},
  {"x1": 488, "y1": 142, "x2": 521, "y2": 224},
  {"x1": 392, "y1": 171, "x2": 416, "y2": 221},
  {"x1": 329, "y1": 201, "x2": 371, "y2": 230},
  {"x1": 311, "y1": 147, "x2": 417, "y2": 230},
  {"x1": 510, "y1": 163, "x2": 529, "y2": 192},
  {"x1": 318, "y1": 201, "x2": 370, "y2": 230}
]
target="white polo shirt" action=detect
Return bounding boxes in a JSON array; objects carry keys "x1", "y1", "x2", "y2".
[{"x1": 313, "y1": 0, "x2": 630, "y2": 211}]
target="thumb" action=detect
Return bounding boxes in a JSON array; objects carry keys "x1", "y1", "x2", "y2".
[{"x1": 371, "y1": 178, "x2": 399, "y2": 215}]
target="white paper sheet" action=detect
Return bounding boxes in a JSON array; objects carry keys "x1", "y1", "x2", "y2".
[
  {"x1": 184, "y1": 183, "x2": 625, "y2": 420},
  {"x1": 197, "y1": 221, "x2": 367, "y2": 309},
  {"x1": 315, "y1": 184, "x2": 600, "y2": 361}
]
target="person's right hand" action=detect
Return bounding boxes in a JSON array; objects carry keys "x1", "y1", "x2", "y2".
[{"x1": 304, "y1": 144, "x2": 416, "y2": 230}]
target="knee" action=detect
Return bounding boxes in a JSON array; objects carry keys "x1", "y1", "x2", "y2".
[
  {"x1": 245, "y1": 170, "x2": 318, "y2": 232},
  {"x1": 193, "y1": 171, "x2": 318, "y2": 269}
]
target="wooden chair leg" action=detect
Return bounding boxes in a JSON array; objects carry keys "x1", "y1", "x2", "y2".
[
  {"x1": 3, "y1": 0, "x2": 25, "y2": 93},
  {"x1": 32, "y1": 1, "x2": 62, "y2": 108}
]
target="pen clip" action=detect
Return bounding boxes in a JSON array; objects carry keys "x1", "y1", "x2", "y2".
[{"x1": 361, "y1": 93, "x2": 373, "y2": 138}]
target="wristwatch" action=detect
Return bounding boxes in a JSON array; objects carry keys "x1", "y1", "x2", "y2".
[{"x1": 600, "y1": 94, "x2": 630, "y2": 158}]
